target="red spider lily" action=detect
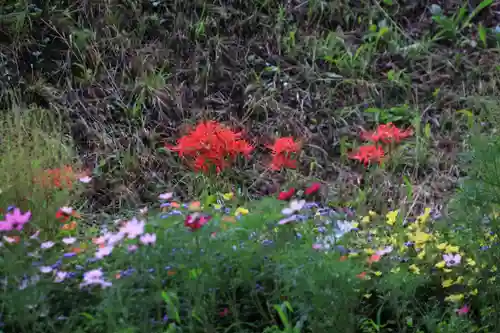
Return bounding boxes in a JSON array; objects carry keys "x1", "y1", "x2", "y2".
[
  {"x1": 277, "y1": 188, "x2": 295, "y2": 200},
  {"x1": 268, "y1": 137, "x2": 300, "y2": 170},
  {"x1": 349, "y1": 145, "x2": 385, "y2": 166},
  {"x1": 305, "y1": 182, "x2": 321, "y2": 196},
  {"x1": 167, "y1": 121, "x2": 253, "y2": 174},
  {"x1": 184, "y1": 213, "x2": 211, "y2": 231},
  {"x1": 360, "y1": 123, "x2": 413, "y2": 144}
]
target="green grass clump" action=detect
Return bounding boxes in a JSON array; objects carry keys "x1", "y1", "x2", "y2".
[{"x1": 0, "y1": 107, "x2": 83, "y2": 234}]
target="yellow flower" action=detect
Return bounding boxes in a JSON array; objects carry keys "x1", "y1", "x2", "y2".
[
  {"x1": 388, "y1": 236, "x2": 398, "y2": 245},
  {"x1": 390, "y1": 267, "x2": 400, "y2": 273},
  {"x1": 436, "y1": 242, "x2": 448, "y2": 250},
  {"x1": 410, "y1": 231, "x2": 431, "y2": 245},
  {"x1": 352, "y1": 222, "x2": 359, "y2": 228},
  {"x1": 364, "y1": 248, "x2": 375, "y2": 255},
  {"x1": 390, "y1": 267, "x2": 401, "y2": 273},
  {"x1": 435, "y1": 261, "x2": 446, "y2": 269},
  {"x1": 444, "y1": 245, "x2": 460, "y2": 254},
  {"x1": 409, "y1": 264, "x2": 420, "y2": 274},
  {"x1": 442, "y1": 279, "x2": 454, "y2": 288},
  {"x1": 466, "y1": 258, "x2": 476, "y2": 267},
  {"x1": 417, "y1": 250, "x2": 426, "y2": 260},
  {"x1": 417, "y1": 208, "x2": 432, "y2": 224},
  {"x1": 348, "y1": 252, "x2": 359, "y2": 258},
  {"x1": 386, "y1": 210, "x2": 399, "y2": 226},
  {"x1": 361, "y1": 216, "x2": 371, "y2": 224},
  {"x1": 444, "y1": 294, "x2": 464, "y2": 303},
  {"x1": 223, "y1": 192, "x2": 234, "y2": 200},
  {"x1": 374, "y1": 271, "x2": 382, "y2": 277},
  {"x1": 369, "y1": 210, "x2": 377, "y2": 217},
  {"x1": 234, "y1": 207, "x2": 249, "y2": 216}
]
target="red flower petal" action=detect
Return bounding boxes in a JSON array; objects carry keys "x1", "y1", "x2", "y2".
[
  {"x1": 277, "y1": 188, "x2": 295, "y2": 200},
  {"x1": 305, "y1": 182, "x2": 321, "y2": 195}
]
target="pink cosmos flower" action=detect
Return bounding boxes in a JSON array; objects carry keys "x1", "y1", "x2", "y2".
[
  {"x1": 139, "y1": 233, "x2": 156, "y2": 245},
  {"x1": 62, "y1": 237, "x2": 76, "y2": 245},
  {"x1": 158, "y1": 192, "x2": 173, "y2": 200},
  {"x1": 79, "y1": 176, "x2": 92, "y2": 183},
  {"x1": 80, "y1": 269, "x2": 112, "y2": 289},
  {"x1": 312, "y1": 243, "x2": 323, "y2": 250},
  {"x1": 127, "y1": 244, "x2": 139, "y2": 252},
  {"x1": 119, "y1": 218, "x2": 145, "y2": 239},
  {"x1": 0, "y1": 208, "x2": 31, "y2": 231},
  {"x1": 456, "y1": 304, "x2": 470, "y2": 315},
  {"x1": 95, "y1": 245, "x2": 114, "y2": 259},
  {"x1": 40, "y1": 241, "x2": 55, "y2": 249},
  {"x1": 106, "y1": 232, "x2": 125, "y2": 246}
]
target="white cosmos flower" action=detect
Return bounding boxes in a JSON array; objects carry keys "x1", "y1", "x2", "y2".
[{"x1": 281, "y1": 199, "x2": 306, "y2": 215}]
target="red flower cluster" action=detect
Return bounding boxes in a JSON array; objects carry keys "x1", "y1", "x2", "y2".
[
  {"x1": 169, "y1": 121, "x2": 302, "y2": 173},
  {"x1": 360, "y1": 122, "x2": 413, "y2": 144},
  {"x1": 268, "y1": 137, "x2": 301, "y2": 170},
  {"x1": 167, "y1": 121, "x2": 253, "y2": 174},
  {"x1": 349, "y1": 123, "x2": 413, "y2": 166},
  {"x1": 56, "y1": 208, "x2": 81, "y2": 223},
  {"x1": 277, "y1": 182, "x2": 321, "y2": 200},
  {"x1": 349, "y1": 145, "x2": 385, "y2": 166}
]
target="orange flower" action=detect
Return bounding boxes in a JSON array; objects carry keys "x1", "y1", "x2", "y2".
[
  {"x1": 268, "y1": 137, "x2": 301, "y2": 170},
  {"x1": 61, "y1": 221, "x2": 77, "y2": 231},
  {"x1": 367, "y1": 254, "x2": 381, "y2": 264},
  {"x1": 349, "y1": 145, "x2": 385, "y2": 166},
  {"x1": 71, "y1": 247, "x2": 84, "y2": 254},
  {"x1": 33, "y1": 165, "x2": 75, "y2": 190}
]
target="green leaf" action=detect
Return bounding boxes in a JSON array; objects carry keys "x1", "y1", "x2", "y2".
[
  {"x1": 478, "y1": 23, "x2": 487, "y2": 47},
  {"x1": 80, "y1": 312, "x2": 95, "y2": 320}
]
